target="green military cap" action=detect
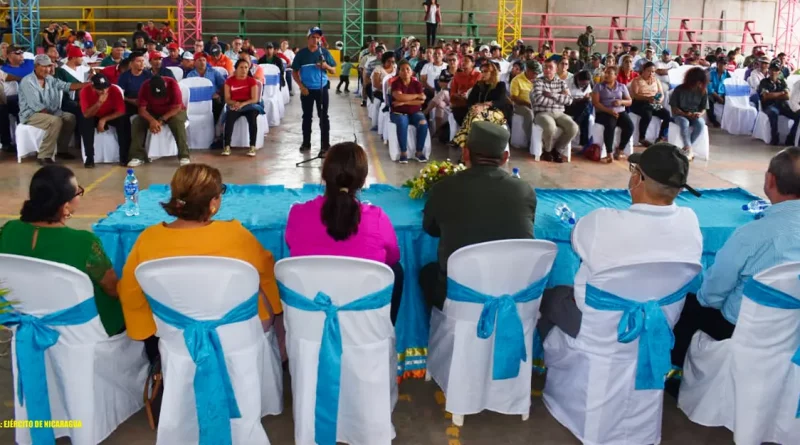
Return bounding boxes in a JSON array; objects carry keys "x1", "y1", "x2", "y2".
[
  {"x1": 525, "y1": 60, "x2": 541, "y2": 72},
  {"x1": 467, "y1": 121, "x2": 510, "y2": 159}
]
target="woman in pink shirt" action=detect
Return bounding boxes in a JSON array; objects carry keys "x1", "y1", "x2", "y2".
[{"x1": 285, "y1": 142, "x2": 404, "y2": 323}]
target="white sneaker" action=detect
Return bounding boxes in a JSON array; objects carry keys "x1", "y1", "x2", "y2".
[
  {"x1": 247, "y1": 147, "x2": 257, "y2": 157},
  {"x1": 127, "y1": 158, "x2": 143, "y2": 167},
  {"x1": 179, "y1": 158, "x2": 191, "y2": 166}
]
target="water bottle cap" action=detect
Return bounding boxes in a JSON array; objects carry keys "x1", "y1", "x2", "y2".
[
  {"x1": 568, "y1": 217, "x2": 576, "y2": 225},
  {"x1": 741, "y1": 204, "x2": 748, "y2": 210},
  {"x1": 512, "y1": 167, "x2": 519, "y2": 173},
  {"x1": 127, "y1": 168, "x2": 134, "y2": 174}
]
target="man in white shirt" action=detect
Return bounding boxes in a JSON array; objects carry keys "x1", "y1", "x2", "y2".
[
  {"x1": 748, "y1": 56, "x2": 769, "y2": 106},
  {"x1": 654, "y1": 49, "x2": 679, "y2": 91},
  {"x1": 538, "y1": 143, "x2": 703, "y2": 338},
  {"x1": 420, "y1": 46, "x2": 447, "y2": 98},
  {"x1": 224, "y1": 37, "x2": 243, "y2": 60}
]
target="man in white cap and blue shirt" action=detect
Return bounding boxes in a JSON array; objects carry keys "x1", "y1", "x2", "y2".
[
  {"x1": 292, "y1": 26, "x2": 336, "y2": 156},
  {"x1": 19, "y1": 54, "x2": 89, "y2": 164}
]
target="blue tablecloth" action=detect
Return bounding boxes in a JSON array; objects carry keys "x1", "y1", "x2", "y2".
[{"x1": 93, "y1": 184, "x2": 761, "y2": 379}]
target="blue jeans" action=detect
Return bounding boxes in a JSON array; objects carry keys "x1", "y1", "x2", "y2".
[
  {"x1": 762, "y1": 103, "x2": 800, "y2": 145},
  {"x1": 673, "y1": 116, "x2": 705, "y2": 148},
  {"x1": 391, "y1": 112, "x2": 428, "y2": 154}
]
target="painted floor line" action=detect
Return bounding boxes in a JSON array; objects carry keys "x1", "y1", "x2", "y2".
[{"x1": 84, "y1": 166, "x2": 121, "y2": 194}]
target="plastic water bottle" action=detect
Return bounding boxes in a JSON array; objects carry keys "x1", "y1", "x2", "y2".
[
  {"x1": 511, "y1": 167, "x2": 521, "y2": 179},
  {"x1": 555, "y1": 202, "x2": 577, "y2": 226},
  {"x1": 123, "y1": 169, "x2": 140, "y2": 217},
  {"x1": 741, "y1": 200, "x2": 770, "y2": 214}
]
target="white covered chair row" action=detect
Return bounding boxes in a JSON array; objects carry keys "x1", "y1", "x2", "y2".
[
  {"x1": 261, "y1": 64, "x2": 284, "y2": 126},
  {"x1": 720, "y1": 78, "x2": 758, "y2": 136}
]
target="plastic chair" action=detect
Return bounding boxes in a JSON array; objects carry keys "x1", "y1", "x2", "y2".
[
  {"x1": 679, "y1": 262, "x2": 800, "y2": 445},
  {"x1": 427, "y1": 240, "x2": 558, "y2": 426},
  {"x1": 732, "y1": 68, "x2": 747, "y2": 81},
  {"x1": 668, "y1": 65, "x2": 694, "y2": 91},
  {"x1": 369, "y1": 96, "x2": 382, "y2": 129},
  {"x1": 0, "y1": 254, "x2": 148, "y2": 445},
  {"x1": 167, "y1": 66, "x2": 184, "y2": 81},
  {"x1": 590, "y1": 122, "x2": 635, "y2": 159},
  {"x1": 134, "y1": 256, "x2": 273, "y2": 445},
  {"x1": 15, "y1": 124, "x2": 49, "y2": 163},
  {"x1": 629, "y1": 112, "x2": 663, "y2": 144},
  {"x1": 529, "y1": 121, "x2": 575, "y2": 162},
  {"x1": 720, "y1": 79, "x2": 758, "y2": 135},
  {"x1": 753, "y1": 111, "x2": 795, "y2": 145},
  {"x1": 229, "y1": 80, "x2": 269, "y2": 149},
  {"x1": 668, "y1": 121, "x2": 711, "y2": 160},
  {"x1": 212, "y1": 66, "x2": 229, "y2": 79},
  {"x1": 179, "y1": 77, "x2": 215, "y2": 149},
  {"x1": 276, "y1": 256, "x2": 397, "y2": 445},
  {"x1": 377, "y1": 73, "x2": 395, "y2": 140},
  {"x1": 543, "y1": 261, "x2": 702, "y2": 445},
  {"x1": 387, "y1": 119, "x2": 432, "y2": 161},
  {"x1": 510, "y1": 113, "x2": 531, "y2": 148},
  {"x1": 260, "y1": 64, "x2": 284, "y2": 126},
  {"x1": 81, "y1": 125, "x2": 120, "y2": 164}
]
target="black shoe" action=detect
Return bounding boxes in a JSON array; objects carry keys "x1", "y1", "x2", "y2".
[
  {"x1": 37, "y1": 158, "x2": 55, "y2": 166},
  {"x1": 336, "y1": 90, "x2": 341, "y2": 94},
  {"x1": 299, "y1": 143, "x2": 311, "y2": 152},
  {"x1": 55, "y1": 152, "x2": 76, "y2": 160},
  {"x1": 540, "y1": 151, "x2": 554, "y2": 162},
  {"x1": 1, "y1": 143, "x2": 16, "y2": 153},
  {"x1": 210, "y1": 139, "x2": 223, "y2": 150},
  {"x1": 360, "y1": 102, "x2": 367, "y2": 107},
  {"x1": 84, "y1": 159, "x2": 95, "y2": 169},
  {"x1": 552, "y1": 152, "x2": 565, "y2": 163},
  {"x1": 319, "y1": 144, "x2": 330, "y2": 157}
]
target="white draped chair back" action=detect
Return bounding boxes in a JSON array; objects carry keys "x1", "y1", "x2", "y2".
[
  {"x1": 680, "y1": 261, "x2": 800, "y2": 445},
  {"x1": 668, "y1": 65, "x2": 694, "y2": 90},
  {"x1": 275, "y1": 256, "x2": 397, "y2": 445},
  {"x1": 732, "y1": 68, "x2": 747, "y2": 81},
  {"x1": 720, "y1": 78, "x2": 758, "y2": 135},
  {"x1": 167, "y1": 66, "x2": 184, "y2": 81},
  {"x1": 378, "y1": 72, "x2": 395, "y2": 140},
  {"x1": 543, "y1": 260, "x2": 701, "y2": 445},
  {"x1": 135, "y1": 256, "x2": 270, "y2": 445},
  {"x1": 212, "y1": 66, "x2": 229, "y2": 79},
  {"x1": 260, "y1": 64, "x2": 283, "y2": 126},
  {"x1": 0, "y1": 254, "x2": 148, "y2": 445},
  {"x1": 427, "y1": 240, "x2": 557, "y2": 426},
  {"x1": 179, "y1": 77, "x2": 215, "y2": 149}
]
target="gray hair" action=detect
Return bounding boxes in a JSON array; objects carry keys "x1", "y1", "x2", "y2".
[
  {"x1": 643, "y1": 172, "x2": 681, "y2": 202},
  {"x1": 768, "y1": 146, "x2": 800, "y2": 196}
]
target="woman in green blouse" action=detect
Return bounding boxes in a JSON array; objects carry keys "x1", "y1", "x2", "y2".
[{"x1": 0, "y1": 165, "x2": 124, "y2": 336}]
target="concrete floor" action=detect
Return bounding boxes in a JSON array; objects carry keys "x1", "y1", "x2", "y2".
[{"x1": 0, "y1": 87, "x2": 779, "y2": 444}]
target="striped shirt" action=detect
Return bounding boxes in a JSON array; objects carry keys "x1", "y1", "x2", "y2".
[
  {"x1": 531, "y1": 76, "x2": 572, "y2": 113},
  {"x1": 698, "y1": 199, "x2": 800, "y2": 324}
]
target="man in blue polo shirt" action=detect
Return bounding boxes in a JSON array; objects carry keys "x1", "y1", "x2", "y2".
[
  {"x1": 0, "y1": 45, "x2": 34, "y2": 153},
  {"x1": 116, "y1": 52, "x2": 152, "y2": 116},
  {"x1": 292, "y1": 26, "x2": 336, "y2": 155},
  {"x1": 186, "y1": 51, "x2": 226, "y2": 145}
]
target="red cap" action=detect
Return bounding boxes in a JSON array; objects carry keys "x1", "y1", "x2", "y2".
[
  {"x1": 167, "y1": 43, "x2": 179, "y2": 51},
  {"x1": 194, "y1": 52, "x2": 208, "y2": 61},
  {"x1": 66, "y1": 46, "x2": 84, "y2": 59},
  {"x1": 148, "y1": 50, "x2": 163, "y2": 60}
]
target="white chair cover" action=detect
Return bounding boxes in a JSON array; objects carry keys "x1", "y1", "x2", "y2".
[
  {"x1": 377, "y1": 74, "x2": 395, "y2": 140},
  {"x1": 212, "y1": 66, "x2": 230, "y2": 79},
  {"x1": 369, "y1": 96, "x2": 382, "y2": 129},
  {"x1": 261, "y1": 64, "x2": 283, "y2": 126},
  {"x1": 668, "y1": 65, "x2": 694, "y2": 90},
  {"x1": 510, "y1": 113, "x2": 530, "y2": 148},
  {"x1": 0, "y1": 254, "x2": 148, "y2": 445},
  {"x1": 543, "y1": 261, "x2": 702, "y2": 445},
  {"x1": 387, "y1": 121, "x2": 432, "y2": 161},
  {"x1": 179, "y1": 77, "x2": 215, "y2": 149},
  {"x1": 732, "y1": 68, "x2": 747, "y2": 81},
  {"x1": 427, "y1": 240, "x2": 557, "y2": 420},
  {"x1": 134, "y1": 256, "x2": 271, "y2": 445},
  {"x1": 142, "y1": 118, "x2": 183, "y2": 159},
  {"x1": 590, "y1": 122, "x2": 634, "y2": 159},
  {"x1": 81, "y1": 126, "x2": 120, "y2": 164},
  {"x1": 720, "y1": 78, "x2": 758, "y2": 135},
  {"x1": 229, "y1": 80, "x2": 269, "y2": 149},
  {"x1": 15, "y1": 124, "x2": 48, "y2": 163},
  {"x1": 629, "y1": 112, "x2": 663, "y2": 144},
  {"x1": 787, "y1": 74, "x2": 800, "y2": 92},
  {"x1": 679, "y1": 262, "x2": 800, "y2": 445},
  {"x1": 447, "y1": 110, "x2": 459, "y2": 141},
  {"x1": 530, "y1": 122, "x2": 574, "y2": 162},
  {"x1": 667, "y1": 121, "x2": 711, "y2": 160},
  {"x1": 276, "y1": 256, "x2": 397, "y2": 445},
  {"x1": 754, "y1": 111, "x2": 795, "y2": 145},
  {"x1": 260, "y1": 327, "x2": 284, "y2": 417},
  {"x1": 167, "y1": 66, "x2": 184, "y2": 81}
]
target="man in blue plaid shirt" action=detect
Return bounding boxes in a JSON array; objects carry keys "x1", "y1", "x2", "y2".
[{"x1": 531, "y1": 58, "x2": 578, "y2": 163}]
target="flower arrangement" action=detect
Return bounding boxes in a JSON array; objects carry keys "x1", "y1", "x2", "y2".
[{"x1": 403, "y1": 159, "x2": 466, "y2": 199}]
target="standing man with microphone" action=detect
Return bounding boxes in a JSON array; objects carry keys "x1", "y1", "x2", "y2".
[{"x1": 292, "y1": 26, "x2": 336, "y2": 156}]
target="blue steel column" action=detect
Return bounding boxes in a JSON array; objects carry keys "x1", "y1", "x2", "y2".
[
  {"x1": 642, "y1": 0, "x2": 671, "y2": 52},
  {"x1": 10, "y1": 0, "x2": 40, "y2": 52}
]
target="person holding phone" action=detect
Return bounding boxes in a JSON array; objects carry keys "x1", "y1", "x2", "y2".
[
  {"x1": 292, "y1": 26, "x2": 336, "y2": 156},
  {"x1": 629, "y1": 61, "x2": 670, "y2": 146}
]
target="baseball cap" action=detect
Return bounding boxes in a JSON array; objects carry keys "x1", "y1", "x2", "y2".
[
  {"x1": 479, "y1": 45, "x2": 490, "y2": 52},
  {"x1": 119, "y1": 37, "x2": 128, "y2": 44},
  {"x1": 84, "y1": 41, "x2": 94, "y2": 49},
  {"x1": 645, "y1": 47, "x2": 654, "y2": 53},
  {"x1": 466, "y1": 121, "x2": 510, "y2": 159},
  {"x1": 769, "y1": 61, "x2": 782, "y2": 71},
  {"x1": 33, "y1": 54, "x2": 52, "y2": 66},
  {"x1": 209, "y1": 44, "x2": 222, "y2": 56},
  {"x1": 662, "y1": 49, "x2": 671, "y2": 55},
  {"x1": 149, "y1": 75, "x2": 167, "y2": 97},
  {"x1": 113, "y1": 41, "x2": 125, "y2": 49},
  {"x1": 622, "y1": 41, "x2": 631, "y2": 47},
  {"x1": 307, "y1": 26, "x2": 323, "y2": 37},
  {"x1": 438, "y1": 70, "x2": 453, "y2": 83},
  {"x1": 591, "y1": 52, "x2": 602, "y2": 59},
  {"x1": 193, "y1": 51, "x2": 208, "y2": 61},
  {"x1": 265, "y1": 42, "x2": 274, "y2": 49},
  {"x1": 628, "y1": 143, "x2": 701, "y2": 197},
  {"x1": 8, "y1": 44, "x2": 24, "y2": 55},
  {"x1": 167, "y1": 42, "x2": 179, "y2": 51},
  {"x1": 148, "y1": 50, "x2": 163, "y2": 60},
  {"x1": 66, "y1": 46, "x2": 84, "y2": 59},
  {"x1": 758, "y1": 56, "x2": 770, "y2": 63},
  {"x1": 91, "y1": 73, "x2": 111, "y2": 90},
  {"x1": 525, "y1": 60, "x2": 541, "y2": 72},
  {"x1": 182, "y1": 51, "x2": 194, "y2": 61}
]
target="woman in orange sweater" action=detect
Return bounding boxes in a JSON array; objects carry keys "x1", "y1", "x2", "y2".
[{"x1": 118, "y1": 164, "x2": 281, "y2": 363}]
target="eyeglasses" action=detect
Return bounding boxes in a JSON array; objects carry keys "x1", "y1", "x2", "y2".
[
  {"x1": 221, "y1": 183, "x2": 228, "y2": 195},
  {"x1": 75, "y1": 185, "x2": 85, "y2": 197}
]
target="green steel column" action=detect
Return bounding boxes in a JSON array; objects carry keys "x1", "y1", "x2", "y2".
[{"x1": 342, "y1": 0, "x2": 364, "y2": 57}]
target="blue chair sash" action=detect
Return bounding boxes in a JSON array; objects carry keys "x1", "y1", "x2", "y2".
[
  {"x1": 585, "y1": 275, "x2": 698, "y2": 390},
  {"x1": 265, "y1": 74, "x2": 280, "y2": 87},
  {"x1": 144, "y1": 293, "x2": 259, "y2": 445},
  {"x1": 278, "y1": 282, "x2": 392, "y2": 445},
  {"x1": 725, "y1": 83, "x2": 751, "y2": 97},
  {"x1": 189, "y1": 85, "x2": 216, "y2": 103},
  {"x1": 743, "y1": 277, "x2": 800, "y2": 418},
  {"x1": 446, "y1": 274, "x2": 549, "y2": 381},
  {"x1": 0, "y1": 298, "x2": 98, "y2": 445}
]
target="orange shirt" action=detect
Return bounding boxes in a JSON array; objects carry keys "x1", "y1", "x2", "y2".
[
  {"x1": 117, "y1": 220, "x2": 281, "y2": 340},
  {"x1": 208, "y1": 54, "x2": 234, "y2": 76},
  {"x1": 451, "y1": 71, "x2": 481, "y2": 97}
]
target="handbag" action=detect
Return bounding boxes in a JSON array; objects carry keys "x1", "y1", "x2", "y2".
[{"x1": 583, "y1": 143, "x2": 603, "y2": 162}]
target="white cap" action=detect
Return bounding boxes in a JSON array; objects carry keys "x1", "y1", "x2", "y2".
[{"x1": 479, "y1": 45, "x2": 490, "y2": 52}]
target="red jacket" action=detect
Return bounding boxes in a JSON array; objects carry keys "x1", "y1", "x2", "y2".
[{"x1": 423, "y1": 3, "x2": 442, "y2": 24}]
